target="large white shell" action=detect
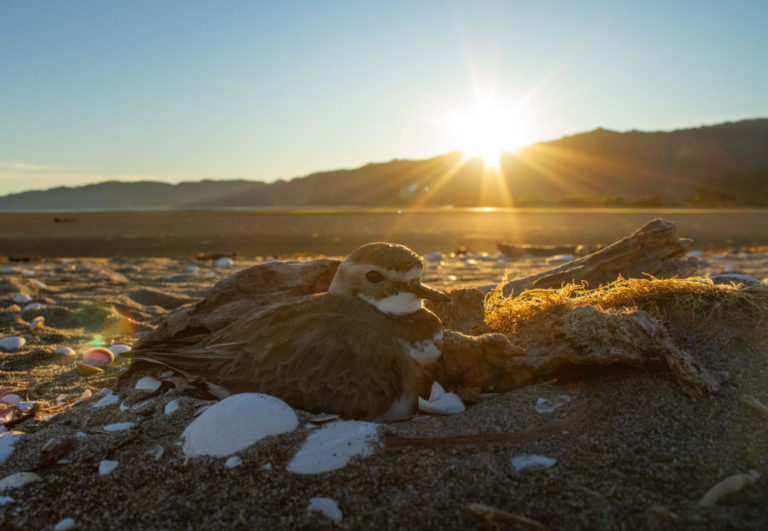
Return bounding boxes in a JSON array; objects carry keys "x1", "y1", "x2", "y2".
[
  {"x1": 287, "y1": 421, "x2": 379, "y2": 475},
  {"x1": 214, "y1": 257, "x2": 234, "y2": 268},
  {"x1": 307, "y1": 497, "x2": 343, "y2": 521},
  {"x1": 0, "y1": 472, "x2": 41, "y2": 491},
  {"x1": 181, "y1": 393, "x2": 298, "y2": 458},
  {"x1": 0, "y1": 337, "x2": 25, "y2": 351},
  {"x1": 0, "y1": 431, "x2": 23, "y2": 464},
  {"x1": 418, "y1": 381, "x2": 465, "y2": 415},
  {"x1": 135, "y1": 376, "x2": 161, "y2": 393}
]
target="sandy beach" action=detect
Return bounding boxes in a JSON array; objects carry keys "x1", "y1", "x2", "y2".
[{"x1": 1, "y1": 245, "x2": 767, "y2": 529}]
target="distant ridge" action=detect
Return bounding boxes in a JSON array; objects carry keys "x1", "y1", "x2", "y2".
[{"x1": 1, "y1": 118, "x2": 767, "y2": 210}]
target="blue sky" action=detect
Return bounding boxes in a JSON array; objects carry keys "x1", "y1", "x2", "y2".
[{"x1": 1, "y1": 1, "x2": 766, "y2": 195}]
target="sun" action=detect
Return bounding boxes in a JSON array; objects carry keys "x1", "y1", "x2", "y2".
[{"x1": 446, "y1": 100, "x2": 533, "y2": 168}]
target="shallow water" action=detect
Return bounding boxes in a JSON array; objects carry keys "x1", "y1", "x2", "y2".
[{"x1": 1, "y1": 208, "x2": 766, "y2": 257}]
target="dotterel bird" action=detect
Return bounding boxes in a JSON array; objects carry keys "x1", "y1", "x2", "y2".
[{"x1": 127, "y1": 242, "x2": 451, "y2": 420}]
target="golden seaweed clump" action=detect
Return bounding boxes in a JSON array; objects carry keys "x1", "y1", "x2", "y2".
[{"x1": 484, "y1": 275, "x2": 768, "y2": 336}]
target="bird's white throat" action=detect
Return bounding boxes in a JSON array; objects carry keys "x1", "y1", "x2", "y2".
[{"x1": 358, "y1": 291, "x2": 423, "y2": 315}]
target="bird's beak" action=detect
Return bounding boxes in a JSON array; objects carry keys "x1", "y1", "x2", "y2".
[{"x1": 410, "y1": 282, "x2": 450, "y2": 302}]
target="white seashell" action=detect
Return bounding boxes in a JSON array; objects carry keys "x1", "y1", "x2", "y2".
[
  {"x1": 71, "y1": 389, "x2": 92, "y2": 405},
  {"x1": 21, "y1": 269, "x2": 35, "y2": 277},
  {"x1": 0, "y1": 336, "x2": 25, "y2": 351},
  {"x1": 17, "y1": 401, "x2": 34, "y2": 412},
  {"x1": 135, "y1": 376, "x2": 162, "y2": 393},
  {"x1": 418, "y1": 382, "x2": 465, "y2": 415},
  {"x1": 205, "y1": 271, "x2": 217, "y2": 277},
  {"x1": 103, "y1": 422, "x2": 135, "y2": 432},
  {"x1": 92, "y1": 390, "x2": 119, "y2": 408},
  {"x1": 0, "y1": 471, "x2": 42, "y2": 491},
  {"x1": 107, "y1": 344, "x2": 131, "y2": 355},
  {"x1": 29, "y1": 279, "x2": 47, "y2": 289},
  {"x1": 74, "y1": 432, "x2": 86, "y2": 438},
  {"x1": 0, "y1": 496, "x2": 13, "y2": 505},
  {"x1": 425, "y1": 252, "x2": 444, "y2": 262},
  {"x1": 164, "y1": 399, "x2": 180, "y2": 415},
  {"x1": 262, "y1": 463, "x2": 272, "y2": 470},
  {"x1": 186, "y1": 265, "x2": 200, "y2": 274},
  {"x1": 511, "y1": 454, "x2": 557, "y2": 473},
  {"x1": 698, "y1": 470, "x2": 760, "y2": 506},
  {"x1": 23, "y1": 302, "x2": 45, "y2": 311},
  {"x1": 535, "y1": 395, "x2": 571, "y2": 414},
  {"x1": 0, "y1": 431, "x2": 23, "y2": 464},
  {"x1": 98, "y1": 459, "x2": 119, "y2": 475},
  {"x1": 159, "y1": 369, "x2": 175, "y2": 379},
  {"x1": 0, "y1": 266, "x2": 15, "y2": 274},
  {"x1": 119, "y1": 402, "x2": 129, "y2": 412},
  {"x1": 29, "y1": 316, "x2": 44, "y2": 331},
  {"x1": 224, "y1": 456, "x2": 242, "y2": 468},
  {"x1": 0, "y1": 393, "x2": 22, "y2": 405},
  {"x1": 214, "y1": 257, "x2": 234, "y2": 268},
  {"x1": 182, "y1": 393, "x2": 298, "y2": 458},
  {"x1": 5, "y1": 304, "x2": 20, "y2": 312},
  {"x1": 307, "y1": 497, "x2": 343, "y2": 521},
  {"x1": 53, "y1": 517, "x2": 76, "y2": 531},
  {"x1": 12, "y1": 293, "x2": 32, "y2": 304},
  {"x1": 287, "y1": 421, "x2": 379, "y2": 475},
  {"x1": 54, "y1": 347, "x2": 76, "y2": 356}
]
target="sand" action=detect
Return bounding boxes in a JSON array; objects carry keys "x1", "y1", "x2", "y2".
[{"x1": 1, "y1": 250, "x2": 767, "y2": 529}]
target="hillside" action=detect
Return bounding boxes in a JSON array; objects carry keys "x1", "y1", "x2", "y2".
[{"x1": 1, "y1": 118, "x2": 767, "y2": 210}]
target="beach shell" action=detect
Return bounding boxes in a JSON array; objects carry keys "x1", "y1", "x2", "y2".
[
  {"x1": 82, "y1": 347, "x2": 115, "y2": 367},
  {"x1": 6, "y1": 305, "x2": 20, "y2": 312},
  {"x1": 307, "y1": 497, "x2": 343, "y2": 522},
  {"x1": 186, "y1": 265, "x2": 200, "y2": 274},
  {"x1": 0, "y1": 337, "x2": 25, "y2": 351},
  {"x1": 0, "y1": 393, "x2": 22, "y2": 405},
  {"x1": 287, "y1": 421, "x2": 379, "y2": 475},
  {"x1": 103, "y1": 422, "x2": 135, "y2": 432},
  {"x1": 0, "y1": 472, "x2": 41, "y2": 491},
  {"x1": 425, "y1": 252, "x2": 444, "y2": 262},
  {"x1": 12, "y1": 293, "x2": 31, "y2": 304},
  {"x1": 23, "y1": 303, "x2": 45, "y2": 311},
  {"x1": 99, "y1": 459, "x2": 119, "y2": 475},
  {"x1": 0, "y1": 496, "x2": 13, "y2": 505},
  {"x1": 107, "y1": 344, "x2": 131, "y2": 355},
  {"x1": 418, "y1": 382, "x2": 465, "y2": 415},
  {"x1": 54, "y1": 347, "x2": 76, "y2": 357},
  {"x1": 0, "y1": 431, "x2": 23, "y2": 464},
  {"x1": 29, "y1": 279, "x2": 47, "y2": 289},
  {"x1": 0, "y1": 266, "x2": 15, "y2": 274},
  {"x1": 135, "y1": 376, "x2": 162, "y2": 393},
  {"x1": 29, "y1": 316, "x2": 44, "y2": 331},
  {"x1": 92, "y1": 389, "x2": 119, "y2": 408},
  {"x1": 535, "y1": 395, "x2": 571, "y2": 414},
  {"x1": 53, "y1": 518, "x2": 76, "y2": 531},
  {"x1": 71, "y1": 389, "x2": 92, "y2": 405},
  {"x1": 224, "y1": 456, "x2": 242, "y2": 468},
  {"x1": 698, "y1": 470, "x2": 760, "y2": 506},
  {"x1": 76, "y1": 362, "x2": 103, "y2": 375},
  {"x1": 214, "y1": 257, "x2": 234, "y2": 268},
  {"x1": 164, "y1": 399, "x2": 180, "y2": 415},
  {"x1": 182, "y1": 393, "x2": 298, "y2": 458},
  {"x1": 510, "y1": 454, "x2": 557, "y2": 473}
]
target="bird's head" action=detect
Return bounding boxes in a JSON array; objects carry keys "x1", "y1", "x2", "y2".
[{"x1": 328, "y1": 242, "x2": 450, "y2": 315}]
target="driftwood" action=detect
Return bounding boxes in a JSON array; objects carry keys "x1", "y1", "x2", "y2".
[{"x1": 481, "y1": 218, "x2": 697, "y2": 296}]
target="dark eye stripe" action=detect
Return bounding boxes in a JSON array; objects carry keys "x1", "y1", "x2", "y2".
[{"x1": 365, "y1": 270, "x2": 385, "y2": 283}]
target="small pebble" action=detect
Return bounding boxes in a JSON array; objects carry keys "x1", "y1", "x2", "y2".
[{"x1": 53, "y1": 517, "x2": 76, "y2": 531}]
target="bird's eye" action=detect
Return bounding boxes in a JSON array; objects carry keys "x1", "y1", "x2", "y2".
[{"x1": 365, "y1": 270, "x2": 385, "y2": 283}]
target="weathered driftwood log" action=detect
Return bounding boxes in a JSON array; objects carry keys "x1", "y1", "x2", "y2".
[
  {"x1": 436, "y1": 307, "x2": 725, "y2": 397},
  {"x1": 480, "y1": 218, "x2": 697, "y2": 297}
]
